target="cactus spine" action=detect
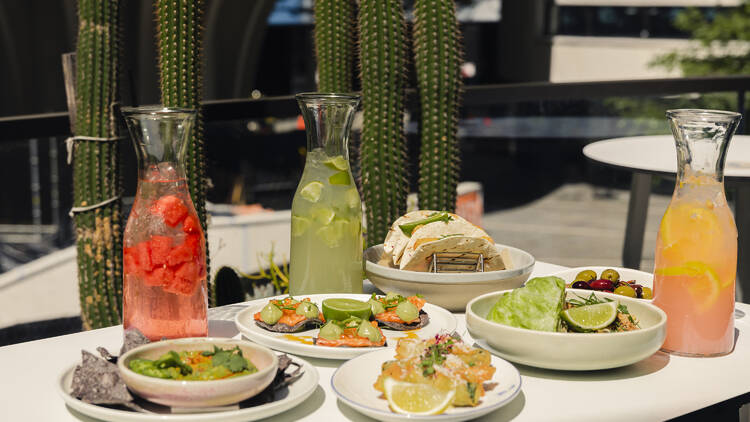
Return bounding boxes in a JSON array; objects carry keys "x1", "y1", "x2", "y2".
[
  {"x1": 73, "y1": 0, "x2": 123, "y2": 329},
  {"x1": 155, "y1": 0, "x2": 213, "y2": 305},
  {"x1": 413, "y1": 0, "x2": 463, "y2": 211},
  {"x1": 314, "y1": 0, "x2": 356, "y2": 92},
  {"x1": 358, "y1": 0, "x2": 409, "y2": 246}
]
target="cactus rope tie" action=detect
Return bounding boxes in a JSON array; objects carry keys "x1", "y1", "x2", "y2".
[
  {"x1": 64, "y1": 135, "x2": 125, "y2": 164},
  {"x1": 69, "y1": 196, "x2": 121, "y2": 217}
]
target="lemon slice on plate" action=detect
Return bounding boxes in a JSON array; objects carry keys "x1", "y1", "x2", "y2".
[
  {"x1": 383, "y1": 377, "x2": 455, "y2": 416},
  {"x1": 561, "y1": 301, "x2": 618, "y2": 332}
]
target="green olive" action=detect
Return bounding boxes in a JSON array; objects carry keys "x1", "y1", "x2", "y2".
[
  {"x1": 368, "y1": 299, "x2": 386, "y2": 315},
  {"x1": 357, "y1": 320, "x2": 382, "y2": 343},
  {"x1": 641, "y1": 287, "x2": 653, "y2": 299},
  {"x1": 575, "y1": 270, "x2": 597, "y2": 282},
  {"x1": 395, "y1": 301, "x2": 419, "y2": 322},
  {"x1": 601, "y1": 269, "x2": 620, "y2": 282},
  {"x1": 260, "y1": 303, "x2": 283, "y2": 325},
  {"x1": 614, "y1": 285, "x2": 636, "y2": 298},
  {"x1": 295, "y1": 301, "x2": 319, "y2": 319},
  {"x1": 319, "y1": 321, "x2": 343, "y2": 340}
]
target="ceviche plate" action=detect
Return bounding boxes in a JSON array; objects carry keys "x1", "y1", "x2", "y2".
[
  {"x1": 235, "y1": 293, "x2": 458, "y2": 359},
  {"x1": 332, "y1": 348, "x2": 522, "y2": 422},
  {"x1": 57, "y1": 354, "x2": 319, "y2": 422}
]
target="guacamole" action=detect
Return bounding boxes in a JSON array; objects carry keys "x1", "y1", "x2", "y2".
[{"x1": 128, "y1": 346, "x2": 258, "y2": 380}]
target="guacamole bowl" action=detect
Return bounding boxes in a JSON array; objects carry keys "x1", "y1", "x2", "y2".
[
  {"x1": 365, "y1": 243, "x2": 535, "y2": 311},
  {"x1": 466, "y1": 289, "x2": 667, "y2": 370},
  {"x1": 118, "y1": 337, "x2": 278, "y2": 407}
]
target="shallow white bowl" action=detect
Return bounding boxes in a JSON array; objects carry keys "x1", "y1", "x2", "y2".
[
  {"x1": 466, "y1": 289, "x2": 667, "y2": 370},
  {"x1": 365, "y1": 243, "x2": 535, "y2": 311},
  {"x1": 551, "y1": 266, "x2": 654, "y2": 289},
  {"x1": 118, "y1": 337, "x2": 278, "y2": 408}
]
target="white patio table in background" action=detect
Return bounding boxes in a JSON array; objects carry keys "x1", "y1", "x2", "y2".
[
  {"x1": 3, "y1": 261, "x2": 750, "y2": 421},
  {"x1": 583, "y1": 135, "x2": 750, "y2": 300}
]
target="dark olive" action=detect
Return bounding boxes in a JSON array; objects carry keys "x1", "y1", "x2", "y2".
[
  {"x1": 589, "y1": 279, "x2": 615, "y2": 291},
  {"x1": 631, "y1": 284, "x2": 644, "y2": 298},
  {"x1": 600, "y1": 269, "x2": 620, "y2": 282},
  {"x1": 571, "y1": 281, "x2": 592, "y2": 290},
  {"x1": 575, "y1": 270, "x2": 597, "y2": 282}
]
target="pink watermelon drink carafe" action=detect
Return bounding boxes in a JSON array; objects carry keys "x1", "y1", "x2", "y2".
[{"x1": 121, "y1": 107, "x2": 207, "y2": 340}]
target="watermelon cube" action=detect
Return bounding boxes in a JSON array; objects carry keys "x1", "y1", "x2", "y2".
[
  {"x1": 144, "y1": 266, "x2": 174, "y2": 287},
  {"x1": 149, "y1": 235, "x2": 172, "y2": 267},
  {"x1": 134, "y1": 241, "x2": 153, "y2": 271},
  {"x1": 151, "y1": 195, "x2": 188, "y2": 227},
  {"x1": 123, "y1": 247, "x2": 138, "y2": 275},
  {"x1": 167, "y1": 235, "x2": 199, "y2": 266},
  {"x1": 174, "y1": 261, "x2": 200, "y2": 281},
  {"x1": 164, "y1": 261, "x2": 200, "y2": 295},
  {"x1": 182, "y1": 214, "x2": 201, "y2": 234},
  {"x1": 164, "y1": 276, "x2": 197, "y2": 295}
]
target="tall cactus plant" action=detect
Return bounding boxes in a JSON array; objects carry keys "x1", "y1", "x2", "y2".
[
  {"x1": 154, "y1": 0, "x2": 213, "y2": 304},
  {"x1": 358, "y1": 0, "x2": 410, "y2": 245},
  {"x1": 413, "y1": 0, "x2": 463, "y2": 211},
  {"x1": 72, "y1": 0, "x2": 123, "y2": 329},
  {"x1": 313, "y1": 0, "x2": 356, "y2": 92}
]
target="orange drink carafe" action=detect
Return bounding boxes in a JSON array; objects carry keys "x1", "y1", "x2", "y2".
[{"x1": 653, "y1": 109, "x2": 742, "y2": 357}]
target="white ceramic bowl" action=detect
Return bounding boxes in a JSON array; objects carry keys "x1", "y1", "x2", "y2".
[
  {"x1": 466, "y1": 289, "x2": 667, "y2": 370},
  {"x1": 118, "y1": 337, "x2": 278, "y2": 407},
  {"x1": 365, "y1": 243, "x2": 535, "y2": 311},
  {"x1": 551, "y1": 266, "x2": 654, "y2": 289}
]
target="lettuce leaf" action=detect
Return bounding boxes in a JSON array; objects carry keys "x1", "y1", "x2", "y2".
[{"x1": 486, "y1": 276, "x2": 566, "y2": 332}]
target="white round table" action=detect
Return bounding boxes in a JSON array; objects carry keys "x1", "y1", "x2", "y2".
[{"x1": 583, "y1": 135, "x2": 750, "y2": 299}]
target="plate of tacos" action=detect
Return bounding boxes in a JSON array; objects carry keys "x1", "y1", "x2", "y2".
[
  {"x1": 365, "y1": 211, "x2": 535, "y2": 311},
  {"x1": 234, "y1": 293, "x2": 457, "y2": 359}
]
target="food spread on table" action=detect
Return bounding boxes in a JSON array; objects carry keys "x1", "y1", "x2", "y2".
[
  {"x1": 381, "y1": 210, "x2": 511, "y2": 272},
  {"x1": 373, "y1": 333, "x2": 496, "y2": 415},
  {"x1": 253, "y1": 293, "x2": 430, "y2": 348},
  {"x1": 128, "y1": 346, "x2": 258, "y2": 380},
  {"x1": 567, "y1": 268, "x2": 653, "y2": 299},
  {"x1": 487, "y1": 277, "x2": 640, "y2": 333}
]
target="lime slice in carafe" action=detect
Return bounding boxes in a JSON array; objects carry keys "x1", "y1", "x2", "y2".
[
  {"x1": 328, "y1": 171, "x2": 351, "y2": 185},
  {"x1": 300, "y1": 181, "x2": 324, "y2": 202},
  {"x1": 291, "y1": 215, "x2": 311, "y2": 237},
  {"x1": 323, "y1": 156, "x2": 349, "y2": 171},
  {"x1": 322, "y1": 298, "x2": 372, "y2": 321},
  {"x1": 561, "y1": 301, "x2": 618, "y2": 332},
  {"x1": 345, "y1": 188, "x2": 360, "y2": 209},
  {"x1": 311, "y1": 207, "x2": 336, "y2": 225}
]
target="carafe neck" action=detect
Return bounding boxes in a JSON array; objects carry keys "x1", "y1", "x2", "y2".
[{"x1": 296, "y1": 93, "x2": 360, "y2": 159}]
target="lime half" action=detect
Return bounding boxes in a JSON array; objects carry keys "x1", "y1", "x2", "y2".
[
  {"x1": 328, "y1": 171, "x2": 351, "y2": 185},
  {"x1": 299, "y1": 181, "x2": 324, "y2": 202},
  {"x1": 323, "y1": 156, "x2": 349, "y2": 171},
  {"x1": 291, "y1": 215, "x2": 311, "y2": 237},
  {"x1": 383, "y1": 377, "x2": 455, "y2": 415},
  {"x1": 322, "y1": 298, "x2": 372, "y2": 321},
  {"x1": 561, "y1": 301, "x2": 618, "y2": 332}
]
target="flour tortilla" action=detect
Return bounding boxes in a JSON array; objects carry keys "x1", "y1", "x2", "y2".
[
  {"x1": 383, "y1": 210, "x2": 438, "y2": 266},
  {"x1": 400, "y1": 236, "x2": 508, "y2": 272}
]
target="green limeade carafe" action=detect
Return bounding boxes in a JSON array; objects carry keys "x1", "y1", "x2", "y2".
[{"x1": 290, "y1": 93, "x2": 363, "y2": 294}]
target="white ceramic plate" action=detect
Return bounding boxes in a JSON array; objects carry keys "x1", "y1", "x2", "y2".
[
  {"x1": 331, "y1": 348, "x2": 522, "y2": 422},
  {"x1": 57, "y1": 354, "x2": 319, "y2": 422},
  {"x1": 235, "y1": 294, "x2": 458, "y2": 359},
  {"x1": 550, "y1": 266, "x2": 653, "y2": 289},
  {"x1": 466, "y1": 289, "x2": 667, "y2": 370}
]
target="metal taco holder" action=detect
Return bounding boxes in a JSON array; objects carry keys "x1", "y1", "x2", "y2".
[{"x1": 430, "y1": 252, "x2": 484, "y2": 273}]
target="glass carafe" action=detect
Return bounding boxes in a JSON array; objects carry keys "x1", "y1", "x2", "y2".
[
  {"x1": 653, "y1": 109, "x2": 741, "y2": 357},
  {"x1": 121, "y1": 107, "x2": 208, "y2": 340},
  {"x1": 290, "y1": 93, "x2": 363, "y2": 294}
]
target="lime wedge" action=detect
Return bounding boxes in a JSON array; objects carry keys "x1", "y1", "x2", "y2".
[
  {"x1": 311, "y1": 207, "x2": 335, "y2": 225},
  {"x1": 323, "y1": 156, "x2": 349, "y2": 171},
  {"x1": 383, "y1": 377, "x2": 455, "y2": 415},
  {"x1": 345, "y1": 188, "x2": 360, "y2": 209},
  {"x1": 299, "y1": 181, "x2": 323, "y2": 203},
  {"x1": 316, "y1": 224, "x2": 342, "y2": 248},
  {"x1": 328, "y1": 171, "x2": 351, "y2": 185},
  {"x1": 561, "y1": 301, "x2": 618, "y2": 332},
  {"x1": 322, "y1": 298, "x2": 372, "y2": 321},
  {"x1": 291, "y1": 215, "x2": 311, "y2": 237}
]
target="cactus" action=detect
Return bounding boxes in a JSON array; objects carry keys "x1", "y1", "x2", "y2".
[
  {"x1": 72, "y1": 0, "x2": 123, "y2": 329},
  {"x1": 155, "y1": 0, "x2": 213, "y2": 305},
  {"x1": 413, "y1": 0, "x2": 463, "y2": 211},
  {"x1": 313, "y1": 0, "x2": 356, "y2": 92},
  {"x1": 358, "y1": 0, "x2": 410, "y2": 246}
]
